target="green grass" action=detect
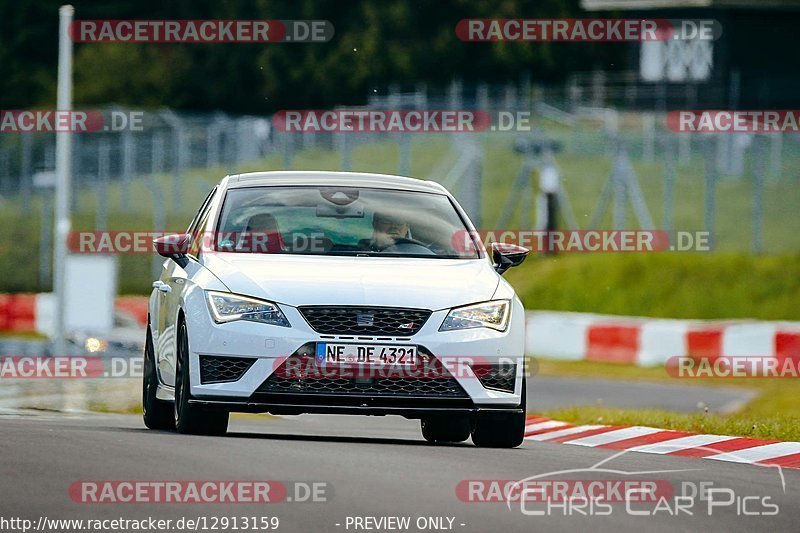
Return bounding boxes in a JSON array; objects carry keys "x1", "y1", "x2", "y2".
[
  {"x1": 534, "y1": 358, "x2": 800, "y2": 442},
  {"x1": 506, "y1": 252, "x2": 800, "y2": 320},
  {"x1": 0, "y1": 330, "x2": 47, "y2": 339}
]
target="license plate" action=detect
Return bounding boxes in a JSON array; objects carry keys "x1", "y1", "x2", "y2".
[{"x1": 315, "y1": 343, "x2": 417, "y2": 367}]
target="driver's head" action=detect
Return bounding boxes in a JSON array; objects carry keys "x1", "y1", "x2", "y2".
[
  {"x1": 372, "y1": 212, "x2": 410, "y2": 246},
  {"x1": 246, "y1": 213, "x2": 279, "y2": 233},
  {"x1": 243, "y1": 213, "x2": 283, "y2": 253}
]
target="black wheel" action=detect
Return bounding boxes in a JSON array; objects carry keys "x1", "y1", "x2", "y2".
[
  {"x1": 421, "y1": 415, "x2": 471, "y2": 443},
  {"x1": 471, "y1": 376, "x2": 527, "y2": 448},
  {"x1": 142, "y1": 324, "x2": 175, "y2": 430},
  {"x1": 174, "y1": 321, "x2": 229, "y2": 436}
]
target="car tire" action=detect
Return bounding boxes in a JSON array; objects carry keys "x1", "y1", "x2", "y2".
[
  {"x1": 142, "y1": 324, "x2": 175, "y2": 430},
  {"x1": 471, "y1": 376, "x2": 526, "y2": 448},
  {"x1": 174, "y1": 321, "x2": 229, "y2": 436},
  {"x1": 421, "y1": 415, "x2": 471, "y2": 443}
]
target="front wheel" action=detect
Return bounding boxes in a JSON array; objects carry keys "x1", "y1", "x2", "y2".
[
  {"x1": 142, "y1": 324, "x2": 175, "y2": 430},
  {"x1": 471, "y1": 377, "x2": 526, "y2": 448},
  {"x1": 421, "y1": 415, "x2": 471, "y2": 443},
  {"x1": 174, "y1": 321, "x2": 229, "y2": 436}
]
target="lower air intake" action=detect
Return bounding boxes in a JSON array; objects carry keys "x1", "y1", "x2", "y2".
[
  {"x1": 199, "y1": 355, "x2": 256, "y2": 384},
  {"x1": 472, "y1": 363, "x2": 516, "y2": 393}
]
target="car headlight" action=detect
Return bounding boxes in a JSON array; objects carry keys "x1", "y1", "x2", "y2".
[
  {"x1": 205, "y1": 291, "x2": 290, "y2": 327},
  {"x1": 85, "y1": 337, "x2": 108, "y2": 353},
  {"x1": 439, "y1": 300, "x2": 510, "y2": 332}
]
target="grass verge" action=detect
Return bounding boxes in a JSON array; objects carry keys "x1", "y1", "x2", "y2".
[
  {"x1": 507, "y1": 252, "x2": 800, "y2": 320},
  {"x1": 533, "y1": 358, "x2": 800, "y2": 441},
  {"x1": 0, "y1": 330, "x2": 47, "y2": 339}
]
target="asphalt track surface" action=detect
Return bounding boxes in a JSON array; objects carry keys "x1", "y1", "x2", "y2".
[
  {"x1": 0, "y1": 375, "x2": 754, "y2": 415},
  {"x1": 529, "y1": 376, "x2": 755, "y2": 414},
  {"x1": 1, "y1": 411, "x2": 797, "y2": 533}
]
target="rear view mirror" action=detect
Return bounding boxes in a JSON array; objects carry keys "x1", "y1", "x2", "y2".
[
  {"x1": 316, "y1": 202, "x2": 365, "y2": 218},
  {"x1": 491, "y1": 242, "x2": 529, "y2": 275},
  {"x1": 154, "y1": 233, "x2": 191, "y2": 267}
]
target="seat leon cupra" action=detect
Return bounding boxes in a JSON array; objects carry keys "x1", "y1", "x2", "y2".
[{"x1": 143, "y1": 171, "x2": 529, "y2": 447}]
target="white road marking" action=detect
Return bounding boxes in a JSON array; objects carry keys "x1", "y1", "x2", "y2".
[
  {"x1": 526, "y1": 424, "x2": 605, "y2": 441},
  {"x1": 707, "y1": 442, "x2": 800, "y2": 464},
  {"x1": 524, "y1": 420, "x2": 570, "y2": 433},
  {"x1": 563, "y1": 426, "x2": 663, "y2": 447},
  {"x1": 525, "y1": 420, "x2": 569, "y2": 435},
  {"x1": 628, "y1": 434, "x2": 739, "y2": 455}
]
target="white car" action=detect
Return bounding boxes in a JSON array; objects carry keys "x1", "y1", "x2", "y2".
[{"x1": 143, "y1": 171, "x2": 529, "y2": 447}]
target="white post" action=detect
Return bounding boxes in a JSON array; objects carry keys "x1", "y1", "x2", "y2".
[
  {"x1": 642, "y1": 112, "x2": 655, "y2": 163},
  {"x1": 53, "y1": 4, "x2": 74, "y2": 356}
]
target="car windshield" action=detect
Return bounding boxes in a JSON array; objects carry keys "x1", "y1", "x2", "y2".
[{"x1": 214, "y1": 185, "x2": 481, "y2": 259}]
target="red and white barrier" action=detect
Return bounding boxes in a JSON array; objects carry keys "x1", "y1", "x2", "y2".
[
  {"x1": 0, "y1": 294, "x2": 38, "y2": 332},
  {"x1": 526, "y1": 311, "x2": 800, "y2": 366},
  {"x1": 0, "y1": 293, "x2": 149, "y2": 334}
]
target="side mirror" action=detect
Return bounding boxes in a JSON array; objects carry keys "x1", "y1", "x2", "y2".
[
  {"x1": 491, "y1": 242, "x2": 529, "y2": 275},
  {"x1": 154, "y1": 233, "x2": 191, "y2": 268}
]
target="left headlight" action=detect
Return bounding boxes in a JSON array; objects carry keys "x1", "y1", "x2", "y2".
[
  {"x1": 205, "y1": 291, "x2": 291, "y2": 327},
  {"x1": 439, "y1": 300, "x2": 510, "y2": 332}
]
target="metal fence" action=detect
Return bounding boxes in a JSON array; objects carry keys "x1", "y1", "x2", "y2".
[
  {"x1": 1, "y1": 72, "x2": 799, "y2": 292},
  {"x1": 0, "y1": 108, "x2": 270, "y2": 213}
]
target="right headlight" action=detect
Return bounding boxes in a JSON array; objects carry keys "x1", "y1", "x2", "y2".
[
  {"x1": 439, "y1": 300, "x2": 510, "y2": 332},
  {"x1": 205, "y1": 291, "x2": 290, "y2": 327}
]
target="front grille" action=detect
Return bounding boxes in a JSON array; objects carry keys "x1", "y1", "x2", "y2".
[
  {"x1": 472, "y1": 363, "x2": 517, "y2": 393},
  {"x1": 199, "y1": 355, "x2": 256, "y2": 384},
  {"x1": 257, "y1": 346, "x2": 468, "y2": 398},
  {"x1": 298, "y1": 306, "x2": 431, "y2": 336}
]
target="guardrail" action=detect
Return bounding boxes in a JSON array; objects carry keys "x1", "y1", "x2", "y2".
[{"x1": 526, "y1": 311, "x2": 800, "y2": 367}]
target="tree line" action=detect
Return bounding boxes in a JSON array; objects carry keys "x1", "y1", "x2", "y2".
[{"x1": 1, "y1": 0, "x2": 625, "y2": 113}]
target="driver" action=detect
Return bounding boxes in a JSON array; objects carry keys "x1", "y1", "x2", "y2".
[
  {"x1": 238, "y1": 212, "x2": 284, "y2": 253},
  {"x1": 366, "y1": 212, "x2": 411, "y2": 250}
]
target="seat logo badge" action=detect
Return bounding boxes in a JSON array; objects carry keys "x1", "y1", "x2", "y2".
[{"x1": 356, "y1": 313, "x2": 374, "y2": 327}]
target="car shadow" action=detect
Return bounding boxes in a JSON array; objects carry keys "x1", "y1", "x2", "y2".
[
  {"x1": 225, "y1": 431, "x2": 472, "y2": 447},
  {"x1": 120, "y1": 426, "x2": 472, "y2": 447}
]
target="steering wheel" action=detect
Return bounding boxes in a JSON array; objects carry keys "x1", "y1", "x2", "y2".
[{"x1": 379, "y1": 237, "x2": 435, "y2": 254}]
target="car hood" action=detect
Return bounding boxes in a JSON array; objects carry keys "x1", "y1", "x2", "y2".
[{"x1": 202, "y1": 253, "x2": 500, "y2": 310}]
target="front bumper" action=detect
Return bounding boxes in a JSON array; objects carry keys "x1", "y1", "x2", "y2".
[
  {"x1": 187, "y1": 396, "x2": 524, "y2": 418},
  {"x1": 182, "y1": 292, "x2": 526, "y2": 412}
]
